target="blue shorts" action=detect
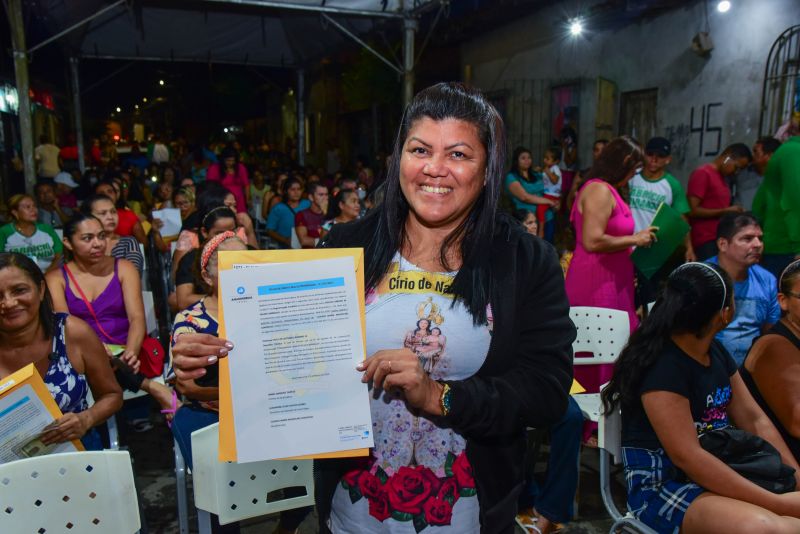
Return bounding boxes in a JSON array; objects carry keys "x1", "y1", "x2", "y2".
[{"x1": 622, "y1": 447, "x2": 705, "y2": 534}]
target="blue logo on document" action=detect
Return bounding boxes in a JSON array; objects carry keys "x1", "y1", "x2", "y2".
[
  {"x1": 236, "y1": 286, "x2": 245, "y2": 295},
  {"x1": 363, "y1": 430, "x2": 370, "y2": 437}
]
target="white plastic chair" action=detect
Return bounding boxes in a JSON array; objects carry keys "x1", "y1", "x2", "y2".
[
  {"x1": 598, "y1": 398, "x2": 659, "y2": 534},
  {"x1": 570, "y1": 306, "x2": 630, "y2": 422},
  {"x1": 190, "y1": 422, "x2": 315, "y2": 530},
  {"x1": 0, "y1": 450, "x2": 141, "y2": 533}
]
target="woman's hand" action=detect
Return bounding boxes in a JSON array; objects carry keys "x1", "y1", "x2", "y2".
[
  {"x1": 151, "y1": 218, "x2": 165, "y2": 232},
  {"x1": 358, "y1": 349, "x2": 444, "y2": 415},
  {"x1": 40, "y1": 412, "x2": 92, "y2": 444},
  {"x1": 171, "y1": 333, "x2": 233, "y2": 381},
  {"x1": 633, "y1": 226, "x2": 658, "y2": 248},
  {"x1": 120, "y1": 349, "x2": 141, "y2": 373}
]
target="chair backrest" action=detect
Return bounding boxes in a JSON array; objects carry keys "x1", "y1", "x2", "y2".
[
  {"x1": 191, "y1": 423, "x2": 315, "y2": 526},
  {"x1": 142, "y1": 290, "x2": 157, "y2": 336},
  {"x1": 0, "y1": 451, "x2": 140, "y2": 533},
  {"x1": 570, "y1": 306, "x2": 630, "y2": 365}
]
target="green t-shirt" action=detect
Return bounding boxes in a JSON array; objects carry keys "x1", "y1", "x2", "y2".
[
  {"x1": 0, "y1": 222, "x2": 63, "y2": 272},
  {"x1": 752, "y1": 136, "x2": 800, "y2": 254},
  {"x1": 629, "y1": 172, "x2": 690, "y2": 233}
]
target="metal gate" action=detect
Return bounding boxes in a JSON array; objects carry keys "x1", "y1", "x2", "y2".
[
  {"x1": 759, "y1": 25, "x2": 800, "y2": 138},
  {"x1": 486, "y1": 79, "x2": 551, "y2": 159}
]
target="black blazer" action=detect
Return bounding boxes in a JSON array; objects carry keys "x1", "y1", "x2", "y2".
[{"x1": 315, "y1": 213, "x2": 575, "y2": 533}]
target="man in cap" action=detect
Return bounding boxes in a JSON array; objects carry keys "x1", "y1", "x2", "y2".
[
  {"x1": 629, "y1": 137, "x2": 694, "y2": 306},
  {"x1": 630, "y1": 137, "x2": 693, "y2": 257},
  {"x1": 53, "y1": 171, "x2": 79, "y2": 210}
]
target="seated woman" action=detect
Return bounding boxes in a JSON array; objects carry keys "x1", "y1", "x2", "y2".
[
  {"x1": 0, "y1": 194, "x2": 62, "y2": 273},
  {"x1": 46, "y1": 213, "x2": 177, "y2": 426},
  {"x1": 82, "y1": 194, "x2": 144, "y2": 274},
  {"x1": 0, "y1": 253, "x2": 121, "y2": 449},
  {"x1": 323, "y1": 189, "x2": 361, "y2": 231},
  {"x1": 602, "y1": 262, "x2": 800, "y2": 533},
  {"x1": 174, "y1": 206, "x2": 239, "y2": 311},
  {"x1": 170, "y1": 232, "x2": 308, "y2": 534},
  {"x1": 95, "y1": 179, "x2": 147, "y2": 245},
  {"x1": 741, "y1": 259, "x2": 800, "y2": 463}
]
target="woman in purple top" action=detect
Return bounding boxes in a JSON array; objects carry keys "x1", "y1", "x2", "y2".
[{"x1": 46, "y1": 213, "x2": 177, "y2": 419}]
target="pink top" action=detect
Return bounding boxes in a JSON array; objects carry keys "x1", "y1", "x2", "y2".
[
  {"x1": 206, "y1": 162, "x2": 249, "y2": 213},
  {"x1": 565, "y1": 178, "x2": 638, "y2": 393}
]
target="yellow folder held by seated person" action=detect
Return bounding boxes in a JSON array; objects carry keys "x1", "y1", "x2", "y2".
[
  {"x1": 216, "y1": 248, "x2": 369, "y2": 462},
  {"x1": 0, "y1": 364, "x2": 85, "y2": 459}
]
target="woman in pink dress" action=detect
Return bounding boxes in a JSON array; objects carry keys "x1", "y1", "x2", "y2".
[
  {"x1": 206, "y1": 146, "x2": 249, "y2": 213},
  {"x1": 566, "y1": 136, "x2": 657, "y2": 398}
]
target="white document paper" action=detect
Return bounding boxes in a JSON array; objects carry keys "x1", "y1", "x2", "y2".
[
  {"x1": 151, "y1": 208, "x2": 182, "y2": 237},
  {"x1": 220, "y1": 256, "x2": 374, "y2": 462},
  {"x1": 0, "y1": 384, "x2": 77, "y2": 463}
]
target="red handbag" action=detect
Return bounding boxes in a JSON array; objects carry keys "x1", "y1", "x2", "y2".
[{"x1": 63, "y1": 264, "x2": 165, "y2": 378}]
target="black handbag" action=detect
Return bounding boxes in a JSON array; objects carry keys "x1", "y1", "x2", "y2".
[{"x1": 698, "y1": 428, "x2": 797, "y2": 494}]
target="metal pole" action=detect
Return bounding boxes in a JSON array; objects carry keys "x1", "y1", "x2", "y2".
[
  {"x1": 403, "y1": 18, "x2": 418, "y2": 107},
  {"x1": 200, "y1": 0, "x2": 404, "y2": 19},
  {"x1": 69, "y1": 57, "x2": 86, "y2": 174},
  {"x1": 27, "y1": 0, "x2": 126, "y2": 54},
  {"x1": 320, "y1": 13, "x2": 402, "y2": 75},
  {"x1": 6, "y1": 0, "x2": 36, "y2": 193},
  {"x1": 296, "y1": 69, "x2": 305, "y2": 167}
]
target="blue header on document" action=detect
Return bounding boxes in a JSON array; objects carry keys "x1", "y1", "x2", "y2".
[{"x1": 258, "y1": 277, "x2": 345, "y2": 295}]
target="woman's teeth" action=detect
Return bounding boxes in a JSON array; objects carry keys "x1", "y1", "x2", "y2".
[{"x1": 421, "y1": 185, "x2": 452, "y2": 194}]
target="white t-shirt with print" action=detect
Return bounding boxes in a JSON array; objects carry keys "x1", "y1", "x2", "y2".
[{"x1": 329, "y1": 254, "x2": 491, "y2": 533}]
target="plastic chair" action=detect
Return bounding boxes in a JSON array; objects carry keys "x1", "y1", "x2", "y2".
[
  {"x1": 598, "y1": 399, "x2": 659, "y2": 534},
  {"x1": 570, "y1": 306, "x2": 630, "y2": 422},
  {"x1": 190, "y1": 422, "x2": 315, "y2": 530},
  {"x1": 0, "y1": 450, "x2": 141, "y2": 533},
  {"x1": 174, "y1": 439, "x2": 190, "y2": 534}
]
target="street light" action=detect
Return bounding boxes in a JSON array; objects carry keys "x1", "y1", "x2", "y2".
[
  {"x1": 142, "y1": 97, "x2": 148, "y2": 102},
  {"x1": 159, "y1": 79, "x2": 165, "y2": 86},
  {"x1": 569, "y1": 18, "x2": 583, "y2": 36},
  {"x1": 717, "y1": 1, "x2": 731, "y2": 12},
  {"x1": 116, "y1": 106, "x2": 121, "y2": 112}
]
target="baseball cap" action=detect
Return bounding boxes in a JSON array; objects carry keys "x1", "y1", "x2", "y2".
[
  {"x1": 54, "y1": 172, "x2": 79, "y2": 188},
  {"x1": 645, "y1": 137, "x2": 671, "y2": 157}
]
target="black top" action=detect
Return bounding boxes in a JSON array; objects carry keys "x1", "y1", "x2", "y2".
[
  {"x1": 175, "y1": 249, "x2": 202, "y2": 293},
  {"x1": 740, "y1": 321, "x2": 800, "y2": 464},
  {"x1": 314, "y1": 213, "x2": 575, "y2": 534},
  {"x1": 622, "y1": 340, "x2": 738, "y2": 449}
]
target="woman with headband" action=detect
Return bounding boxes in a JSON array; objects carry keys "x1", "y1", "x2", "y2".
[
  {"x1": 602, "y1": 262, "x2": 800, "y2": 533},
  {"x1": 170, "y1": 233, "x2": 310, "y2": 534},
  {"x1": 741, "y1": 259, "x2": 800, "y2": 463}
]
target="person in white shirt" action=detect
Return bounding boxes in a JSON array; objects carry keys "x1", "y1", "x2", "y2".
[
  {"x1": 34, "y1": 135, "x2": 61, "y2": 179},
  {"x1": 151, "y1": 134, "x2": 170, "y2": 164},
  {"x1": 536, "y1": 147, "x2": 562, "y2": 243}
]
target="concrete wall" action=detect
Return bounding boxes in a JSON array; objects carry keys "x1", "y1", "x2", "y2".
[{"x1": 462, "y1": 0, "x2": 800, "y2": 183}]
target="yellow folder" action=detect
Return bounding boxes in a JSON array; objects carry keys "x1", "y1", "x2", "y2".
[
  {"x1": 216, "y1": 248, "x2": 369, "y2": 462},
  {"x1": 0, "y1": 363, "x2": 85, "y2": 452}
]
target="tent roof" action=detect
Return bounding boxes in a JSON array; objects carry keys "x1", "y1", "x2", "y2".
[{"x1": 30, "y1": 1, "x2": 436, "y2": 67}]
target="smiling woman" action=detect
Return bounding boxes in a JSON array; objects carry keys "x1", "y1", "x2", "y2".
[
  {"x1": 169, "y1": 82, "x2": 576, "y2": 534},
  {"x1": 0, "y1": 252, "x2": 121, "y2": 449}
]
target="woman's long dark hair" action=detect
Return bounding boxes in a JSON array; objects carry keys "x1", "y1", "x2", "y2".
[
  {"x1": 584, "y1": 136, "x2": 643, "y2": 187},
  {"x1": 0, "y1": 252, "x2": 55, "y2": 338},
  {"x1": 601, "y1": 262, "x2": 733, "y2": 416},
  {"x1": 364, "y1": 82, "x2": 506, "y2": 324}
]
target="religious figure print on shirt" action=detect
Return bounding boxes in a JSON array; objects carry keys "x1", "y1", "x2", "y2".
[{"x1": 332, "y1": 255, "x2": 491, "y2": 532}]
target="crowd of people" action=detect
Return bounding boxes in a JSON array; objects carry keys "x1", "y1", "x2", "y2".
[{"x1": 0, "y1": 80, "x2": 799, "y2": 534}]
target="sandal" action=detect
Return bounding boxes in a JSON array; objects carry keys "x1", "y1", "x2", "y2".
[
  {"x1": 160, "y1": 390, "x2": 179, "y2": 429},
  {"x1": 515, "y1": 509, "x2": 543, "y2": 534}
]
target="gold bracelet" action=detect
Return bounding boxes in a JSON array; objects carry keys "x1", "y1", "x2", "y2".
[{"x1": 439, "y1": 382, "x2": 452, "y2": 416}]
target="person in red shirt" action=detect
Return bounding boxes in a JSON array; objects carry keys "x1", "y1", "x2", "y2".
[
  {"x1": 295, "y1": 182, "x2": 329, "y2": 248},
  {"x1": 95, "y1": 180, "x2": 147, "y2": 245},
  {"x1": 687, "y1": 143, "x2": 751, "y2": 260}
]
